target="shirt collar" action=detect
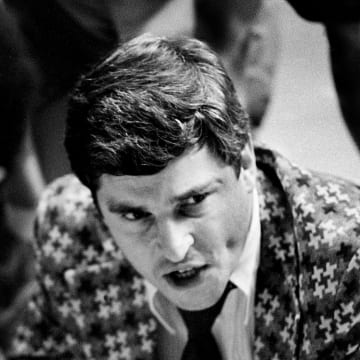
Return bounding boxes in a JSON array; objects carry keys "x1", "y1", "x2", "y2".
[
  {"x1": 230, "y1": 188, "x2": 261, "y2": 298},
  {"x1": 145, "y1": 188, "x2": 261, "y2": 333}
]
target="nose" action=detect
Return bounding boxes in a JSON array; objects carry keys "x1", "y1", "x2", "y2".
[{"x1": 155, "y1": 220, "x2": 194, "y2": 262}]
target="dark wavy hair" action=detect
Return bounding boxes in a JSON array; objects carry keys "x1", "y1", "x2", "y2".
[{"x1": 65, "y1": 34, "x2": 250, "y2": 192}]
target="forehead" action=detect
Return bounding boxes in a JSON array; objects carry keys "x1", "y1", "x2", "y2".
[{"x1": 97, "y1": 146, "x2": 234, "y2": 203}]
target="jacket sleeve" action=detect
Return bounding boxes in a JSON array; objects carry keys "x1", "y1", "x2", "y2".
[
  {"x1": 332, "y1": 248, "x2": 360, "y2": 359},
  {"x1": 10, "y1": 175, "x2": 157, "y2": 360}
]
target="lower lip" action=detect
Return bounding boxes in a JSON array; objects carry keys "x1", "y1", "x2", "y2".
[{"x1": 165, "y1": 265, "x2": 209, "y2": 289}]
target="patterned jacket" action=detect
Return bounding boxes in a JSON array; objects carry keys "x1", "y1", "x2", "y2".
[{"x1": 11, "y1": 145, "x2": 360, "y2": 359}]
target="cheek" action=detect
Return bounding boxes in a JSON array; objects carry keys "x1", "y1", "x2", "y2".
[
  {"x1": 220, "y1": 202, "x2": 250, "y2": 251},
  {"x1": 105, "y1": 220, "x2": 147, "y2": 263},
  {"x1": 193, "y1": 212, "x2": 237, "y2": 252},
  {"x1": 226, "y1": 237, "x2": 239, "y2": 249},
  {"x1": 224, "y1": 210, "x2": 245, "y2": 247},
  {"x1": 115, "y1": 238, "x2": 154, "y2": 276},
  {"x1": 102, "y1": 216, "x2": 157, "y2": 279}
]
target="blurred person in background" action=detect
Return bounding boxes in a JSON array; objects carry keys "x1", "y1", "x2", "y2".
[
  {"x1": 286, "y1": 0, "x2": 360, "y2": 150},
  {"x1": 0, "y1": 2, "x2": 40, "y2": 357}
]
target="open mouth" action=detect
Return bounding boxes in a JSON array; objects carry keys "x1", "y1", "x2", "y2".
[{"x1": 166, "y1": 265, "x2": 208, "y2": 287}]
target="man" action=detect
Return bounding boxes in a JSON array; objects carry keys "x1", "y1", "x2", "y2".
[{"x1": 11, "y1": 34, "x2": 360, "y2": 359}]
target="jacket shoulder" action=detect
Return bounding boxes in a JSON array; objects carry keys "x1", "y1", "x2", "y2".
[
  {"x1": 12, "y1": 175, "x2": 157, "y2": 359},
  {"x1": 255, "y1": 145, "x2": 360, "y2": 358}
]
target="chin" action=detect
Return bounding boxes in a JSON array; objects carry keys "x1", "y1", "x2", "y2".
[{"x1": 171, "y1": 284, "x2": 225, "y2": 311}]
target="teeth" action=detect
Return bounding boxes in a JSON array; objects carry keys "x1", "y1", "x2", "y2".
[
  {"x1": 178, "y1": 268, "x2": 193, "y2": 274},
  {"x1": 174, "y1": 268, "x2": 197, "y2": 278}
]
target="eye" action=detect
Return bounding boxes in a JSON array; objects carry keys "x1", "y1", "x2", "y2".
[
  {"x1": 178, "y1": 192, "x2": 210, "y2": 216},
  {"x1": 184, "y1": 193, "x2": 209, "y2": 205},
  {"x1": 121, "y1": 210, "x2": 150, "y2": 221}
]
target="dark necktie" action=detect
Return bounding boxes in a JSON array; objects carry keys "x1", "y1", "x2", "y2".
[{"x1": 178, "y1": 282, "x2": 235, "y2": 360}]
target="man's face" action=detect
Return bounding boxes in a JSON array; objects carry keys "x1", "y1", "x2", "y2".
[{"x1": 97, "y1": 144, "x2": 255, "y2": 310}]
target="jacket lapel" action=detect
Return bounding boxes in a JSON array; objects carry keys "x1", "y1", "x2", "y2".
[{"x1": 253, "y1": 151, "x2": 302, "y2": 360}]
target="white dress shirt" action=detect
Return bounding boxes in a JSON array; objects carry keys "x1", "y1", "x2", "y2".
[{"x1": 146, "y1": 189, "x2": 261, "y2": 360}]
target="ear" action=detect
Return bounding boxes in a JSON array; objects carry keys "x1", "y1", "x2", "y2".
[{"x1": 240, "y1": 138, "x2": 256, "y2": 193}]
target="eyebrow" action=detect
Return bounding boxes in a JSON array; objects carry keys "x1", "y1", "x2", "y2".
[
  {"x1": 106, "y1": 177, "x2": 223, "y2": 213},
  {"x1": 170, "y1": 178, "x2": 222, "y2": 203},
  {"x1": 107, "y1": 201, "x2": 148, "y2": 215}
]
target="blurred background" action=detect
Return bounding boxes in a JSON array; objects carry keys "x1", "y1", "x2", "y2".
[{"x1": 257, "y1": 0, "x2": 360, "y2": 181}]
